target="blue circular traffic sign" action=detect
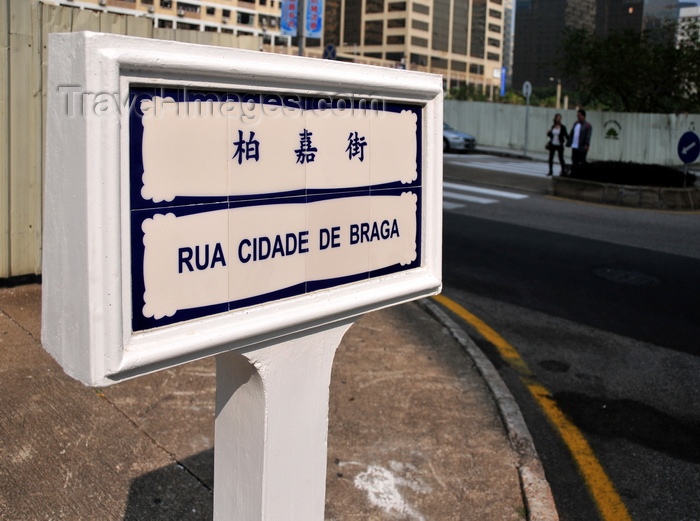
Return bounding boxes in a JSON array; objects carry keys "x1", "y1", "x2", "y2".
[
  {"x1": 323, "y1": 44, "x2": 336, "y2": 60},
  {"x1": 678, "y1": 131, "x2": 700, "y2": 164}
]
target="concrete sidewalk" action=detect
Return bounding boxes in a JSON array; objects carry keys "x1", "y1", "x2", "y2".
[{"x1": 0, "y1": 284, "x2": 557, "y2": 520}]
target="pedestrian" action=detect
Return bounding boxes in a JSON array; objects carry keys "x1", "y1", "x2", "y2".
[
  {"x1": 567, "y1": 109, "x2": 592, "y2": 175},
  {"x1": 546, "y1": 113, "x2": 568, "y2": 176}
]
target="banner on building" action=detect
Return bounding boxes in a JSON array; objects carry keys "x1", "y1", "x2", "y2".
[
  {"x1": 305, "y1": 0, "x2": 324, "y2": 39},
  {"x1": 281, "y1": 0, "x2": 298, "y2": 36}
]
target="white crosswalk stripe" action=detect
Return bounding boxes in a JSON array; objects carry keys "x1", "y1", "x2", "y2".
[
  {"x1": 443, "y1": 182, "x2": 529, "y2": 210},
  {"x1": 446, "y1": 159, "x2": 550, "y2": 178}
]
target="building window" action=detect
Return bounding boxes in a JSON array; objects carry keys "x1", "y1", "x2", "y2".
[
  {"x1": 411, "y1": 36, "x2": 428, "y2": 47},
  {"x1": 388, "y1": 1, "x2": 406, "y2": 11},
  {"x1": 487, "y1": 52, "x2": 500, "y2": 61},
  {"x1": 324, "y1": 0, "x2": 341, "y2": 46},
  {"x1": 344, "y1": 0, "x2": 362, "y2": 48},
  {"x1": 177, "y1": 21, "x2": 199, "y2": 30},
  {"x1": 412, "y1": 19, "x2": 429, "y2": 31},
  {"x1": 469, "y1": 63, "x2": 484, "y2": 74},
  {"x1": 488, "y1": 23, "x2": 501, "y2": 33},
  {"x1": 366, "y1": 0, "x2": 384, "y2": 14},
  {"x1": 451, "y1": 60, "x2": 466, "y2": 71},
  {"x1": 488, "y1": 38, "x2": 500, "y2": 48},
  {"x1": 178, "y1": 2, "x2": 200, "y2": 13},
  {"x1": 386, "y1": 52, "x2": 404, "y2": 61},
  {"x1": 387, "y1": 18, "x2": 406, "y2": 28},
  {"x1": 158, "y1": 18, "x2": 173, "y2": 27},
  {"x1": 488, "y1": 9, "x2": 502, "y2": 19},
  {"x1": 160, "y1": 0, "x2": 172, "y2": 8},
  {"x1": 238, "y1": 12, "x2": 255, "y2": 25},
  {"x1": 141, "y1": 0, "x2": 154, "y2": 4},
  {"x1": 387, "y1": 35, "x2": 405, "y2": 44},
  {"x1": 432, "y1": 0, "x2": 449, "y2": 51},
  {"x1": 365, "y1": 52, "x2": 383, "y2": 58},
  {"x1": 451, "y1": 0, "x2": 467, "y2": 55},
  {"x1": 206, "y1": 6, "x2": 216, "y2": 15},
  {"x1": 410, "y1": 53, "x2": 428, "y2": 66},
  {"x1": 223, "y1": 9, "x2": 231, "y2": 17},
  {"x1": 431, "y1": 57, "x2": 448, "y2": 69},
  {"x1": 204, "y1": 25, "x2": 218, "y2": 31},
  {"x1": 365, "y1": 21, "x2": 383, "y2": 45},
  {"x1": 470, "y1": 1, "x2": 486, "y2": 58},
  {"x1": 412, "y1": 3, "x2": 429, "y2": 15}
]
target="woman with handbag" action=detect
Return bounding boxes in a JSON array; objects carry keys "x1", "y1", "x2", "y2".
[{"x1": 546, "y1": 113, "x2": 568, "y2": 176}]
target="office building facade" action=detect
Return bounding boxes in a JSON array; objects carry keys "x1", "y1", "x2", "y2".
[
  {"x1": 44, "y1": 0, "x2": 283, "y2": 43},
  {"x1": 513, "y1": 0, "x2": 684, "y2": 89},
  {"x1": 46, "y1": 0, "x2": 508, "y2": 91},
  {"x1": 321, "y1": 0, "x2": 508, "y2": 90}
]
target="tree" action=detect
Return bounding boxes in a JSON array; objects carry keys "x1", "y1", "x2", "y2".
[{"x1": 561, "y1": 21, "x2": 700, "y2": 113}]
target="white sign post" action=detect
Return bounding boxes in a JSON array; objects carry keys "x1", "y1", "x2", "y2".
[{"x1": 42, "y1": 32, "x2": 442, "y2": 519}]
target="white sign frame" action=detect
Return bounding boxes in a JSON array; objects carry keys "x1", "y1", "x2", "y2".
[{"x1": 42, "y1": 32, "x2": 442, "y2": 387}]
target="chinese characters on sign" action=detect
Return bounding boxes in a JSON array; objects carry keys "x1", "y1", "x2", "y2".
[
  {"x1": 231, "y1": 127, "x2": 368, "y2": 165},
  {"x1": 295, "y1": 129, "x2": 318, "y2": 164},
  {"x1": 346, "y1": 131, "x2": 367, "y2": 162},
  {"x1": 232, "y1": 130, "x2": 260, "y2": 164}
]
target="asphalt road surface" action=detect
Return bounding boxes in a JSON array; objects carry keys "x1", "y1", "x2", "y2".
[{"x1": 440, "y1": 155, "x2": 700, "y2": 521}]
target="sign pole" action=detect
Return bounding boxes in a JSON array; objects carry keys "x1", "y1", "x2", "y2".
[
  {"x1": 522, "y1": 81, "x2": 532, "y2": 158},
  {"x1": 297, "y1": 0, "x2": 305, "y2": 56},
  {"x1": 214, "y1": 321, "x2": 353, "y2": 519}
]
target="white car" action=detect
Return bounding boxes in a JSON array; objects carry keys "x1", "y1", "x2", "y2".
[{"x1": 443, "y1": 123, "x2": 476, "y2": 153}]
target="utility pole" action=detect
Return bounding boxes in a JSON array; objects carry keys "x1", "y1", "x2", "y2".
[{"x1": 297, "y1": 0, "x2": 305, "y2": 56}]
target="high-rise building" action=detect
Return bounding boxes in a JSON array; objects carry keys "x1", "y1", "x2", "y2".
[
  {"x1": 502, "y1": 0, "x2": 515, "y2": 87},
  {"x1": 596, "y1": 0, "x2": 680, "y2": 36},
  {"x1": 320, "y1": 0, "x2": 508, "y2": 91},
  {"x1": 44, "y1": 0, "x2": 284, "y2": 44},
  {"x1": 46, "y1": 0, "x2": 507, "y2": 92},
  {"x1": 513, "y1": 0, "x2": 682, "y2": 90},
  {"x1": 512, "y1": 0, "x2": 595, "y2": 89}
]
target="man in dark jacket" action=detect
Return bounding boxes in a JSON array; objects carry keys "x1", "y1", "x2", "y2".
[{"x1": 567, "y1": 109, "x2": 592, "y2": 174}]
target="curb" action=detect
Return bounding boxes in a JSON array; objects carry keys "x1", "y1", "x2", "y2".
[
  {"x1": 418, "y1": 299, "x2": 559, "y2": 521},
  {"x1": 551, "y1": 176, "x2": 700, "y2": 211}
]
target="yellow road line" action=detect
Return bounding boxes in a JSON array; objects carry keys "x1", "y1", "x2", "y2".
[{"x1": 432, "y1": 294, "x2": 632, "y2": 521}]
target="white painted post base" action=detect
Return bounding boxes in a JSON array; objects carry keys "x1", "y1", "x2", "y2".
[{"x1": 214, "y1": 321, "x2": 354, "y2": 520}]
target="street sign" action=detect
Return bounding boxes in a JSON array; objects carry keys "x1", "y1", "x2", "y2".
[
  {"x1": 500, "y1": 67, "x2": 507, "y2": 97},
  {"x1": 522, "y1": 80, "x2": 532, "y2": 100},
  {"x1": 42, "y1": 32, "x2": 442, "y2": 387},
  {"x1": 677, "y1": 131, "x2": 700, "y2": 164},
  {"x1": 323, "y1": 43, "x2": 336, "y2": 59}
]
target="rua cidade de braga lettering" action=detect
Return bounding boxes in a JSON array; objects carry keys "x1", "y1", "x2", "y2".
[{"x1": 177, "y1": 219, "x2": 401, "y2": 273}]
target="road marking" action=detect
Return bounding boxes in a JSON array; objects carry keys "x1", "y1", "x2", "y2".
[
  {"x1": 447, "y1": 159, "x2": 550, "y2": 178},
  {"x1": 444, "y1": 192, "x2": 498, "y2": 205},
  {"x1": 442, "y1": 201, "x2": 464, "y2": 211},
  {"x1": 443, "y1": 182, "x2": 529, "y2": 210},
  {"x1": 444, "y1": 182, "x2": 529, "y2": 199},
  {"x1": 432, "y1": 294, "x2": 632, "y2": 521}
]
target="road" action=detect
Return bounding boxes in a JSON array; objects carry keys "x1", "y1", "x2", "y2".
[{"x1": 439, "y1": 153, "x2": 700, "y2": 521}]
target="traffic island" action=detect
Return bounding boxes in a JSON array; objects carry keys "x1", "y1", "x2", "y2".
[
  {"x1": 550, "y1": 161, "x2": 699, "y2": 210},
  {"x1": 551, "y1": 176, "x2": 700, "y2": 210}
]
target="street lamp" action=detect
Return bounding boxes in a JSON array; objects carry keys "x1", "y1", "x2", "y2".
[{"x1": 549, "y1": 77, "x2": 561, "y2": 109}]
